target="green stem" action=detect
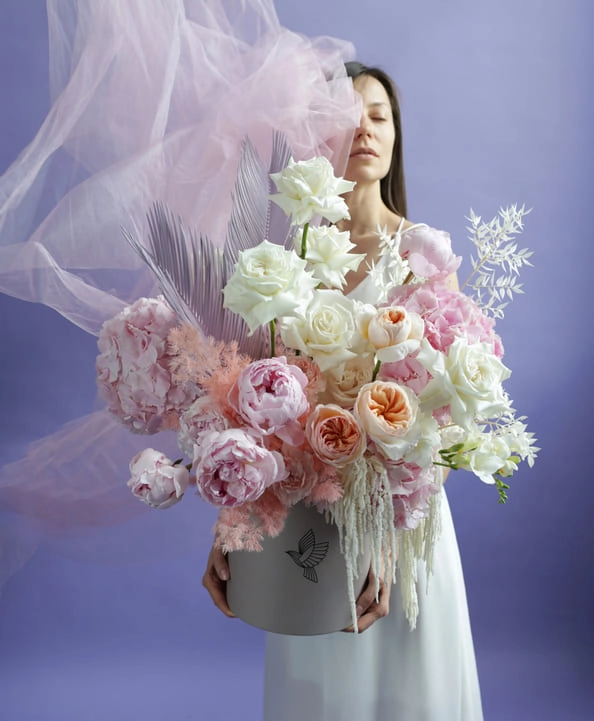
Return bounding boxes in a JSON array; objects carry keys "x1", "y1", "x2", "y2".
[
  {"x1": 300, "y1": 222, "x2": 309, "y2": 260},
  {"x1": 371, "y1": 359, "x2": 381, "y2": 382},
  {"x1": 269, "y1": 319, "x2": 276, "y2": 358}
]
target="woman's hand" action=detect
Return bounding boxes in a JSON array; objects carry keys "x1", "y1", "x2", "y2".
[
  {"x1": 202, "y1": 545, "x2": 235, "y2": 618},
  {"x1": 343, "y1": 567, "x2": 391, "y2": 633}
]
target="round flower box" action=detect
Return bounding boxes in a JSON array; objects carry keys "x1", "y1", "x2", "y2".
[{"x1": 227, "y1": 502, "x2": 371, "y2": 635}]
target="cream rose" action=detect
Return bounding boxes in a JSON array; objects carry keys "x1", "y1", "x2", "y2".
[
  {"x1": 361, "y1": 305, "x2": 424, "y2": 363},
  {"x1": 270, "y1": 156, "x2": 355, "y2": 225},
  {"x1": 306, "y1": 404, "x2": 366, "y2": 467},
  {"x1": 280, "y1": 290, "x2": 361, "y2": 371},
  {"x1": 319, "y1": 355, "x2": 375, "y2": 409},
  {"x1": 417, "y1": 337, "x2": 511, "y2": 429},
  {"x1": 222, "y1": 240, "x2": 317, "y2": 333}
]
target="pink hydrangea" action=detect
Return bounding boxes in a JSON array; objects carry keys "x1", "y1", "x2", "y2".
[
  {"x1": 97, "y1": 296, "x2": 195, "y2": 433},
  {"x1": 389, "y1": 281, "x2": 503, "y2": 357},
  {"x1": 178, "y1": 396, "x2": 229, "y2": 458},
  {"x1": 228, "y1": 357, "x2": 309, "y2": 446},
  {"x1": 127, "y1": 448, "x2": 190, "y2": 510},
  {"x1": 392, "y1": 484, "x2": 439, "y2": 530},
  {"x1": 194, "y1": 429, "x2": 288, "y2": 508},
  {"x1": 400, "y1": 226, "x2": 461, "y2": 280},
  {"x1": 385, "y1": 461, "x2": 439, "y2": 496},
  {"x1": 378, "y1": 355, "x2": 431, "y2": 395}
]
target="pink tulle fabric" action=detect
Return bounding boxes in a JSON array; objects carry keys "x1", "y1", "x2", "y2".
[{"x1": 0, "y1": 0, "x2": 360, "y2": 584}]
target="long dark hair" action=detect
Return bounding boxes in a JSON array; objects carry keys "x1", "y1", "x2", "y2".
[{"x1": 345, "y1": 61, "x2": 407, "y2": 219}]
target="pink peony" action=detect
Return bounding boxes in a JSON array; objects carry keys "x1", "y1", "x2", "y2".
[
  {"x1": 228, "y1": 357, "x2": 309, "y2": 446},
  {"x1": 97, "y1": 296, "x2": 196, "y2": 433},
  {"x1": 194, "y1": 429, "x2": 288, "y2": 508},
  {"x1": 400, "y1": 226, "x2": 461, "y2": 280},
  {"x1": 127, "y1": 448, "x2": 190, "y2": 510},
  {"x1": 389, "y1": 281, "x2": 503, "y2": 357}
]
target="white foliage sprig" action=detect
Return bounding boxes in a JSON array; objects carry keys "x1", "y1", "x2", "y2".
[{"x1": 462, "y1": 205, "x2": 533, "y2": 318}]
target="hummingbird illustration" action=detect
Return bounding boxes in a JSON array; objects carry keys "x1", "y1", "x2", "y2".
[{"x1": 286, "y1": 528, "x2": 329, "y2": 583}]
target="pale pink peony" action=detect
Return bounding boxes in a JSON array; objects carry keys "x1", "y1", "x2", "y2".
[
  {"x1": 97, "y1": 296, "x2": 195, "y2": 433},
  {"x1": 228, "y1": 357, "x2": 309, "y2": 446},
  {"x1": 194, "y1": 429, "x2": 288, "y2": 508},
  {"x1": 127, "y1": 448, "x2": 190, "y2": 510},
  {"x1": 389, "y1": 281, "x2": 503, "y2": 357},
  {"x1": 306, "y1": 404, "x2": 366, "y2": 468},
  {"x1": 399, "y1": 226, "x2": 461, "y2": 280}
]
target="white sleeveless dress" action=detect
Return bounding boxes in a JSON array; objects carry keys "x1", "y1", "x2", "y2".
[{"x1": 263, "y1": 223, "x2": 484, "y2": 721}]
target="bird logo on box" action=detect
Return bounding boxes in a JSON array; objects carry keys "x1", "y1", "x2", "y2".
[{"x1": 286, "y1": 529, "x2": 329, "y2": 583}]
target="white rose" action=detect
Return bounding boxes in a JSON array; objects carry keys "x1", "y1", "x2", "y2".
[
  {"x1": 222, "y1": 240, "x2": 317, "y2": 333},
  {"x1": 280, "y1": 290, "x2": 361, "y2": 371},
  {"x1": 270, "y1": 156, "x2": 355, "y2": 225},
  {"x1": 297, "y1": 225, "x2": 365, "y2": 289},
  {"x1": 319, "y1": 355, "x2": 375, "y2": 409},
  {"x1": 417, "y1": 337, "x2": 511, "y2": 429}
]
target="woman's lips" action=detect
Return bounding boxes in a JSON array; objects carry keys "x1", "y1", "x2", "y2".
[{"x1": 350, "y1": 148, "x2": 378, "y2": 158}]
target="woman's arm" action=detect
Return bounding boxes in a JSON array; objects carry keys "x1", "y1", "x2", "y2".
[{"x1": 202, "y1": 546, "x2": 235, "y2": 618}]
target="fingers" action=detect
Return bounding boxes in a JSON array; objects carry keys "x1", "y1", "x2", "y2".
[
  {"x1": 343, "y1": 571, "x2": 391, "y2": 633},
  {"x1": 202, "y1": 546, "x2": 235, "y2": 618}
]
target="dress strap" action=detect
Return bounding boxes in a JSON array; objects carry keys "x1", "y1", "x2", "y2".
[{"x1": 400, "y1": 220, "x2": 429, "y2": 236}]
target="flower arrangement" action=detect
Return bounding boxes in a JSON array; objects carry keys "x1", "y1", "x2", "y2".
[{"x1": 97, "y1": 147, "x2": 538, "y2": 628}]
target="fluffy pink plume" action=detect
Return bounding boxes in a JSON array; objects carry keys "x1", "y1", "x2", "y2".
[
  {"x1": 214, "y1": 505, "x2": 264, "y2": 553},
  {"x1": 168, "y1": 325, "x2": 251, "y2": 413}
]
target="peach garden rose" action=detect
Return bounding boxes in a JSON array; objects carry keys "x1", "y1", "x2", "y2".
[
  {"x1": 305, "y1": 404, "x2": 366, "y2": 468},
  {"x1": 355, "y1": 380, "x2": 420, "y2": 461}
]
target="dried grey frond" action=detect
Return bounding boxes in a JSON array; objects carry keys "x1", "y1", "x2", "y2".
[
  {"x1": 124, "y1": 133, "x2": 294, "y2": 359},
  {"x1": 462, "y1": 205, "x2": 533, "y2": 318}
]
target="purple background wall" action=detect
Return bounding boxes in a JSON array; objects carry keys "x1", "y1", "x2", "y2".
[{"x1": 1, "y1": 1, "x2": 593, "y2": 720}]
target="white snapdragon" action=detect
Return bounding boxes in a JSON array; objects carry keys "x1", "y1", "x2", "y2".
[
  {"x1": 222, "y1": 240, "x2": 317, "y2": 334},
  {"x1": 270, "y1": 156, "x2": 355, "y2": 226}
]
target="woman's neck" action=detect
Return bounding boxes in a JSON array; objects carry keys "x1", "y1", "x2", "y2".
[{"x1": 340, "y1": 182, "x2": 399, "y2": 237}]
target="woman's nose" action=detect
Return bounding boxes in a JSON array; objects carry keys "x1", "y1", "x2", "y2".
[{"x1": 356, "y1": 114, "x2": 372, "y2": 137}]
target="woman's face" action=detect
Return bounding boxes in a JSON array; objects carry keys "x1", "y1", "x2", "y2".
[{"x1": 345, "y1": 75, "x2": 396, "y2": 186}]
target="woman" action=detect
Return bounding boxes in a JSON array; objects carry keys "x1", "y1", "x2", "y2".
[{"x1": 203, "y1": 62, "x2": 484, "y2": 720}]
